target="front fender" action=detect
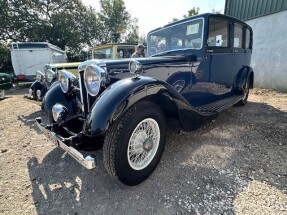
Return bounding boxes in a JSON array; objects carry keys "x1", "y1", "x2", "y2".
[
  {"x1": 42, "y1": 83, "x2": 74, "y2": 115},
  {"x1": 83, "y1": 76, "x2": 206, "y2": 136},
  {"x1": 30, "y1": 80, "x2": 46, "y2": 91}
]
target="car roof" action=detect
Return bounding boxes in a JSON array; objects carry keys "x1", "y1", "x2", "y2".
[{"x1": 148, "y1": 13, "x2": 251, "y2": 35}]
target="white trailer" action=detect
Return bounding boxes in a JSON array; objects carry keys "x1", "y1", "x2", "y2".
[{"x1": 11, "y1": 42, "x2": 67, "y2": 81}]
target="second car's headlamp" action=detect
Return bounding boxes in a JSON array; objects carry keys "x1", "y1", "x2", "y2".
[
  {"x1": 35, "y1": 70, "x2": 44, "y2": 82},
  {"x1": 45, "y1": 69, "x2": 56, "y2": 83},
  {"x1": 58, "y1": 69, "x2": 76, "y2": 93},
  {"x1": 84, "y1": 65, "x2": 105, "y2": 96}
]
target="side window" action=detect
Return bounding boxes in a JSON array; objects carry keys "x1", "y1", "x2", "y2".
[
  {"x1": 234, "y1": 23, "x2": 243, "y2": 48},
  {"x1": 245, "y1": 28, "x2": 251, "y2": 49},
  {"x1": 208, "y1": 18, "x2": 229, "y2": 47}
]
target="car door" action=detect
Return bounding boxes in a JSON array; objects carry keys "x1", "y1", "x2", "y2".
[
  {"x1": 205, "y1": 16, "x2": 233, "y2": 96},
  {"x1": 230, "y1": 22, "x2": 252, "y2": 80}
]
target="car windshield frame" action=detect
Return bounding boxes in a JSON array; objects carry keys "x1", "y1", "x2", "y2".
[{"x1": 147, "y1": 17, "x2": 205, "y2": 57}]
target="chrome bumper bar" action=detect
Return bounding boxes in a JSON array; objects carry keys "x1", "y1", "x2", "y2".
[{"x1": 35, "y1": 118, "x2": 96, "y2": 169}]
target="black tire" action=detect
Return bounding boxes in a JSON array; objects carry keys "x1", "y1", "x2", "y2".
[
  {"x1": 236, "y1": 79, "x2": 250, "y2": 106},
  {"x1": 103, "y1": 101, "x2": 166, "y2": 186},
  {"x1": 0, "y1": 90, "x2": 5, "y2": 100}
]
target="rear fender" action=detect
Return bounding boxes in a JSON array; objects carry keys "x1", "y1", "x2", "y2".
[{"x1": 233, "y1": 66, "x2": 254, "y2": 92}]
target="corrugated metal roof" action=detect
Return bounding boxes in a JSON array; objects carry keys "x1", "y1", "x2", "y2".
[{"x1": 225, "y1": 0, "x2": 287, "y2": 20}]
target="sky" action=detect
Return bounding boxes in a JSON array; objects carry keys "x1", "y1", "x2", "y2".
[{"x1": 82, "y1": 0, "x2": 226, "y2": 36}]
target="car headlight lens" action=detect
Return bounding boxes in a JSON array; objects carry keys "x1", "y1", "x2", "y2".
[
  {"x1": 129, "y1": 59, "x2": 142, "y2": 74},
  {"x1": 35, "y1": 70, "x2": 44, "y2": 81},
  {"x1": 84, "y1": 65, "x2": 104, "y2": 96},
  {"x1": 58, "y1": 69, "x2": 76, "y2": 93},
  {"x1": 45, "y1": 69, "x2": 56, "y2": 83}
]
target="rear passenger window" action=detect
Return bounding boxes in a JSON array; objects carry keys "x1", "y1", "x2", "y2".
[
  {"x1": 234, "y1": 23, "x2": 243, "y2": 48},
  {"x1": 245, "y1": 28, "x2": 251, "y2": 49},
  {"x1": 208, "y1": 18, "x2": 229, "y2": 47}
]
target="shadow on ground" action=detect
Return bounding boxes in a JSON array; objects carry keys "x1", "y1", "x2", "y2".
[{"x1": 24, "y1": 101, "x2": 287, "y2": 215}]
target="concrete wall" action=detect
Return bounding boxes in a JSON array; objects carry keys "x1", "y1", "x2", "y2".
[{"x1": 246, "y1": 10, "x2": 287, "y2": 92}]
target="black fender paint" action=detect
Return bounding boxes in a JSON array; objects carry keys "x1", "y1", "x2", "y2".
[
  {"x1": 30, "y1": 80, "x2": 47, "y2": 93},
  {"x1": 233, "y1": 66, "x2": 254, "y2": 92},
  {"x1": 83, "y1": 76, "x2": 216, "y2": 136},
  {"x1": 42, "y1": 83, "x2": 74, "y2": 115}
]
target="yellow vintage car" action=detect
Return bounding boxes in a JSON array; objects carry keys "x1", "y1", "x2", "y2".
[{"x1": 91, "y1": 43, "x2": 137, "y2": 59}]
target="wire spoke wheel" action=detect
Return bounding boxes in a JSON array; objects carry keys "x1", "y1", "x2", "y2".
[
  {"x1": 103, "y1": 101, "x2": 166, "y2": 185},
  {"x1": 127, "y1": 118, "x2": 160, "y2": 170},
  {"x1": 36, "y1": 89, "x2": 42, "y2": 100}
]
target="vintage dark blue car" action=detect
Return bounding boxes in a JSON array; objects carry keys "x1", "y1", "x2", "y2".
[
  {"x1": 27, "y1": 62, "x2": 80, "y2": 100},
  {"x1": 36, "y1": 13, "x2": 254, "y2": 185}
]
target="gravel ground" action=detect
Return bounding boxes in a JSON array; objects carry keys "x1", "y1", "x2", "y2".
[{"x1": 0, "y1": 87, "x2": 286, "y2": 215}]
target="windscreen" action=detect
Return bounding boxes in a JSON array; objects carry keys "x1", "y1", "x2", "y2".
[{"x1": 147, "y1": 18, "x2": 204, "y2": 56}]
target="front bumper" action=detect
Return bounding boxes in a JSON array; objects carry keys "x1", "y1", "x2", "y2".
[{"x1": 35, "y1": 118, "x2": 96, "y2": 169}]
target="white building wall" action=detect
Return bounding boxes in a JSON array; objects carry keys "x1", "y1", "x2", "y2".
[{"x1": 246, "y1": 10, "x2": 287, "y2": 92}]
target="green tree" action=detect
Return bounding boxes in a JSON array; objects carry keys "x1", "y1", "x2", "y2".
[
  {"x1": 183, "y1": 7, "x2": 200, "y2": 18},
  {"x1": 212, "y1": 9, "x2": 222, "y2": 14},
  {"x1": 0, "y1": 41, "x2": 13, "y2": 73},
  {"x1": 0, "y1": 0, "x2": 100, "y2": 61},
  {"x1": 98, "y1": 0, "x2": 130, "y2": 44},
  {"x1": 170, "y1": 7, "x2": 200, "y2": 23},
  {"x1": 124, "y1": 18, "x2": 140, "y2": 43}
]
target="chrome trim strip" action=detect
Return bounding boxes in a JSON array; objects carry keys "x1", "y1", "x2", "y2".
[
  {"x1": 78, "y1": 71, "x2": 85, "y2": 112},
  {"x1": 35, "y1": 118, "x2": 96, "y2": 169}
]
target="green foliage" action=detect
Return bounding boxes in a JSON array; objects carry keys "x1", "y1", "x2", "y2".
[
  {"x1": 170, "y1": 7, "x2": 200, "y2": 23},
  {"x1": 0, "y1": 42, "x2": 12, "y2": 73},
  {"x1": 183, "y1": 7, "x2": 200, "y2": 18},
  {"x1": 98, "y1": 0, "x2": 131, "y2": 43},
  {"x1": 0, "y1": 0, "x2": 141, "y2": 63},
  {"x1": 212, "y1": 9, "x2": 222, "y2": 14}
]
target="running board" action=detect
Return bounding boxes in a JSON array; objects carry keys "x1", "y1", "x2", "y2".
[{"x1": 196, "y1": 95, "x2": 242, "y2": 113}]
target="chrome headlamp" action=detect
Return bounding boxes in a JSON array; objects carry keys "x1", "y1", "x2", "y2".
[
  {"x1": 58, "y1": 69, "x2": 76, "y2": 93},
  {"x1": 84, "y1": 65, "x2": 106, "y2": 96},
  {"x1": 35, "y1": 70, "x2": 44, "y2": 82},
  {"x1": 52, "y1": 103, "x2": 68, "y2": 123},
  {"x1": 129, "y1": 59, "x2": 142, "y2": 75},
  {"x1": 45, "y1": 69, "x2": 56, "y2": 83}
]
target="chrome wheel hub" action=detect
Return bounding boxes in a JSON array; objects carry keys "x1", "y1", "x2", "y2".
[
  {"x1": 0, "y1": 90, "x2": 5, "y2": 99},
  {"x1": 36, "y1": 90, "x2": 41, "y2": 99},
  {"x1": 28, "y1": 89, "x2": 33, "y2": 97},
  {"x1": 127, "y1": 118, "x2": 160, "y2": 170}
]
